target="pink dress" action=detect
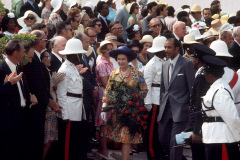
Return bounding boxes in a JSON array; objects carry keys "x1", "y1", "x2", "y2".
[{"x1": 95, "y1": 57, "x2": 114, "y2": 126}]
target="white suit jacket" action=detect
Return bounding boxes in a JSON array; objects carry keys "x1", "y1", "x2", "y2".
[
  {"x1": 202, "y1": 78, "x2": 240, "y2": 143},
  {"x1": 144, "y1": 56, "x2": 164, "y2": 107},
  {"x1": 57, "y1": 60, "x2": 86, "y2": 121}
]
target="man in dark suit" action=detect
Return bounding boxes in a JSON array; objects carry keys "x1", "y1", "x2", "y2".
[
  {"x1": 96, "y1": 1, "x2": 110, "y2": 41},
  {"x1": 173, "y1": 21, "x2": 186, "y2": 55},
  {"x1": 23, "y1": 30, "x2": 60, "y2": 160},
  {"x1": 157, "y1": 38, "x2": 195, "y2": 160},
  {"x1": 0, "y1": 40, "x2": 30, "y2": 160},
  {"x1": 229, "y1": 26, "x2": 240, "y2": 71},
  {"x1": 49, "y1": 36, "x2": 67, "y2": 73},
  {"x1": 20, "y1": 0, "x2": 41, "y2": 17}
]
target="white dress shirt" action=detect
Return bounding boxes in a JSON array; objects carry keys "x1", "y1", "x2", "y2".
[
  {"x1": 57, "y1": 59, "x2": 86, "y2": 121},
  {"x1": 202, "y1": 78, "x2": 240, "y2": 143},
  {"x1": 5, "y1": 58, "x2": 26, "y2": 107},
  {"x1": 34, "y1": 50, "x2": 41, "y2": 60},
  {"x1": 52, "y1": 52, "x2": 63, "y2": 62}
]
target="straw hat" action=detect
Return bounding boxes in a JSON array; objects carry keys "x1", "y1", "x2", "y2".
[
  {"x1": 210, "y1": 40, "x2": 233, "y2": 57},
  {"x1": 203, "y1": 31, "x2": 217, "y2": 41},
  {"x1": 97, "y1": 40, "x2": 117, "y2": 55},
  {"x1": 51, "y1": 0, "x2": 63, "y2": 13},
  {"x1": 105, "y1": 34, "x2": 125, "y2": 46},
  {"x1": 126, "y1": 2, "x2": 135, "y2": 13},
  {"x1": 147, "y1": 36, "x2": 167, "y2": 53},
  {"x1": 182, "y1": 34, "x2": 199, "y2": 44},
  {"x1": 220, "y1": 14, "x2": 229, "y2": 24},
  {"x1": 189, "y1": 28, "x2": 206, "y2": 40},
  {"x1": 156, "y1": 1, "x2": 168, "y2": 7},
  {"x1": 17, "y1": 10, "x2": 42, "y2": 28},
  {"x1": 209, "y1": 19, "x2": 222, "y2": 35},
  {"x1": 139, "y1": 35, "x2": 153, "y2": 44},
  {"x1": 59, "y1": 39, "x2": 86, "y2": 55},
  {"x1": 191, "y1": 4, "x2": 201, "y2": 12}
]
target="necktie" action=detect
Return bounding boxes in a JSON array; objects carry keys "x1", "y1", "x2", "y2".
[
  {"x1": 169, "y1": 62, "x2": 173, "y2": 82},
  {"x1": 179, "y1": 39, "x2": 184, "y2": 55}
]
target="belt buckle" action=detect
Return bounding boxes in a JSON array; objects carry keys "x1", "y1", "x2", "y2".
[{"x1": 215, "y1": 117, "x2": 217, "y2": 122}]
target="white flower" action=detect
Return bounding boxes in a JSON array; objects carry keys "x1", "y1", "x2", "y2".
[
  {"x1": 7, "y1": 12, "x2": 15, "y2": 18},
  {"x1": 132, "y1": 25, "x2": 140, "y2": 32}
]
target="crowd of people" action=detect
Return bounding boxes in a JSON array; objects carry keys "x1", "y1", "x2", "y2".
[{"x1": 1, "y1": 0, "x2": 240, "y2": 160}]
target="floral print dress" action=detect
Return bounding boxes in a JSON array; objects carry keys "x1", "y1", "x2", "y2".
[{"x1": 102, "y1": 66, "x2": 148, "y2": 144}]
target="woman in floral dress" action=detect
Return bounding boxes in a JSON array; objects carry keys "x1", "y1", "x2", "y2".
[{"x1": 101, "y1": 46, "x2": 148, "y2": 160}]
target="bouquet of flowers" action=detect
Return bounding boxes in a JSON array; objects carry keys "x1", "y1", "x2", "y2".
[{"x1": 103, "y1": 81, "x2": 148, "y2": 136}]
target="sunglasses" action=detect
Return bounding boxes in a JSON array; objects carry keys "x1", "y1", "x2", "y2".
[
  {"x1": 89, "y1": 35, "x2": 97, "y2": 38},
  {"x1": 95, "y1": 24, "x2": 102, "y2": 27},
  {"x1": 112, "y1": 27, "x2": 123, "y2": 30},
  {"x1": 150, "y1": 24, "x2": 161, "y2": 28},
  {"x1": 25, "y1": 17, "x2": 35, "y2": 20}
]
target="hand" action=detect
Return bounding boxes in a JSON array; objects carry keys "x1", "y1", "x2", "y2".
[
  {"x1": 75, "y1": 64, "x2": 88, "y2": 74},
  {"x1": 93, "y1": 86, "x2": 98, "y2": 95},
  {"x1": 7, "y1": 72, "x2": 23, "y2": 85},
  {"x1": 101, "y1": 112, "x2": 107, "y2": 122},
  {"x1": 145, "y1": 104, "x2": 152, "y2": 112},
  {"x1": 30, "y1": 94, "x2": 38, "y2": 106},
  {"x1": 48, "y1": 99, "x2": 62, "y2": 113},
  {"x1": 51, "y1": 72, "x2": 66, "y2": 87},
  {"x1": 191, "y1": 133, "x2": 202, "y2": 144}
]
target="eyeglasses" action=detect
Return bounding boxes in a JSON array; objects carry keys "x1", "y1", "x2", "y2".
[
  {"x1": 43, "y1": 55, "x2": 51, "y2": 59},
  {"x1": 112, "y1": 27, "x2": 123, "y2": 30},
  {"x1": 38, "y1": 38, "x2": 48, "y2": 42},
  {"x1": 89, "y1": 35, "x2": 97, "y2": 38},
  {"x1": 25, "y1": 17, "x2": 35, "y2": 20},
  {"x1": 95, "y1": 24, "x2": 102, "y2": 27},
  {"x1": 150, "y1": 24, "x2": 161, "y2": 28},
  {"x1": 132, "y1": 50, "x2": 139, "y2": 54}
]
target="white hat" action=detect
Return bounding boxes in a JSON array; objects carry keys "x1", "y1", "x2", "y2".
[
  {"x1": 174, "y1": 8, "x2": 183, "y2": 17},
  {"x1": 210, "y1": 40, "x2": 233, "y2": 57},
  {"x1": 84, "y1": 1, "x2": 95, "y2": 12},
  {"x1": 182, "y1": 34, "x2": 199, "y2": 44},
  {"x1": 219, "y1": 23, "x2": 233, "y2": 32},
  {"x1": 17, "y1": 10, "x2": 42, "y2": 28},
  {"x1": 97, "y1": 40, "x2": 117, "y2": 55},
  {"x1": 189, "y1": 28, "x2": 206, "y2": 40},
  {"x1": 191, "y1": 22, "x2": 209, "y2": 30},
  {"x1": 139, "y1": 35, "x2": 153, "y2": 44},
  {"x1": 51, "y1": 0, "x2": 63, "y2": 13},
  {"x1": 147, "y1": 36, "x2": 167, "y2": 53},
  {"x1": 67, "y1": 0, "x2": 77, "y2": 10},
  {"x1": 59, "y1": 39, "x2": 87, "y2": 55}
]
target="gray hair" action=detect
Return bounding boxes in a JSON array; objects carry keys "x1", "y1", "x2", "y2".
[{"x1": 233, "y1": 26, "x2": 240, "y2": 37}]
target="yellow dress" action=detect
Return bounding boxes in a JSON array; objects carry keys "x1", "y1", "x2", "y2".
[{"x1": 102, "y1": 66, "x2": 148, "y2": 144}]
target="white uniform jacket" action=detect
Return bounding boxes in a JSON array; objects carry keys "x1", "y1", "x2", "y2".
[
  {"x1": 57, "y1": 60, "x2": 86, "y2": 121},
  {"x1": 202, "y1": 78, "x2": 240, "y2": 144},
  {"x1": 223, "y1": 67, "x2": 240, "y2": 114},
  {"x1": 144, "y1": 56, "x2": 164, "y2": 107}
]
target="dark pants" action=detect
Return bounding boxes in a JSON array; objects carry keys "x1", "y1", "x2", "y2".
[
  {"x1": 205, "y1": 143, "x2": 240, "y2": 160},
  {"x1": 25, "y1": 104, "x2": 46, "y2": 160},
  {"x1": 158, "y1": 103, "x2": 187, "y2": 160},
  {"x1": 144, "y1": 105, "x2": 164, "y2": 159},
  {"x1": 191, "y1": 143, "x2": 206, "y2": 160}
]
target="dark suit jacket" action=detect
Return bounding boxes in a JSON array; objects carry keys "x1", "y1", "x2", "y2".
[
  {"x1": 20, "y1": 1, "x2": 41, "y2": 17},
  {"x1": 98, "y1": 16, "x2": 110, "y2": 41},
  {"x1": 0, "y1": 61, "x2": 30, "y2": 133},
  {"x1": 229, "y1": 41, "x2": 240, "y2": 71},
  {"x1": 48, "y1": 53, "x2": 63, "y2": 73},
  {"x1": 157, "y1": 55, "x2": 195, "y2": 122},
  {"x1": 23, "y1": 53, "x2": 51, "y2": 108}
]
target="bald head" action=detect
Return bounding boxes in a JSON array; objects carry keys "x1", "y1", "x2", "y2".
[
  {"x1": 52, "y1": 36, "x2": 67, "y2": 57},
  {"x1": 31, "y1": 30, "x2": 47, "y2": 51},
  {"x1": 173, "y1": 21, "x2": 186, "y2": 39}
]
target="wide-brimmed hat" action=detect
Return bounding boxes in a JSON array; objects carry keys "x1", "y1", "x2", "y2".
[
  {"x1": 203, "y1": 31, "x2": 217, "y2": 41},
  {"x1": 209, "y1": 19, "x2": 222, "y2": 35},
  {"x1": 139, "y1": 35, "x2": 153, "y2": 44},
  {"x1": 147, "y1": 36, "x2": 167, "y2": 53},
  {"x1": 219, "y1": 23, "x2": 233, "y2": 32},
  {"x1": 97, "y1": 40, "x2": 117, "y2": 55},
  {"x1": 17, "y1": 10, "x2": 42, "y2": 28},
  {"x1": 105, "y1": 34, "x2": 125, "y2": 46},
  {"x1": 84, "y1": 1, "x2": 95, "y2": 12},
  {"x1": 191, "y1": 4, "x2": 201, "y2": 12},
  {"x1": 126, "y1": 2, "x2": 135, "y2": 13},
  {"x1": 127, "y1": 40, "x2": 143, "y2": 50},
  {"x1": 59, "y1": 39, "x2": 86, "y2": 55},
  {"x1": 51, "y1": 0, "x2": 63, "y2": 13},
  {"x1": 182, "y1": 34, "x2": 199, "y2": 44},
  {"x1": 191, "y1": 22, "x2": 208, "y2": 30},
  {"x1": 67, "y1": 0, "x2": 77, "y2": 10},
  {"x1": 189, "y1": 28, "x2": 206, "y2": 40},
  {"x1": 220, "y1": 14, "x2": 229, "y2": 24},
  {"x1": 126, "y1": 24, "x2": 140, "y2": 36},
  {"x1": 109, "y1": 46, "x2": 137, "y2": 62},
  {"x1": 212, "y1": 14, "x2": 220, "y2": 19},
  {"x1": 210, "y1": 40, "x2": 233, "y2": 57}
]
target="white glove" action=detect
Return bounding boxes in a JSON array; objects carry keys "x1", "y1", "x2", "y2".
[
  {"x1": 145, "y1": 104, "x2": 152, "y2": 112},
  {"x1": 101, "y1": 112, "x2": 107, "y2": 122}
]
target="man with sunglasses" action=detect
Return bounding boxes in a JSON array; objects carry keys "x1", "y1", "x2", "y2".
[
  {"x1": 149, "y1": 18, "x2": 162, "y2": 38},
  {"x1": 97, "y1": 1, "x2": 110, "y2": 41}
]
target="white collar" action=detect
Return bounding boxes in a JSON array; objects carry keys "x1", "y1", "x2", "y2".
[
  {"x1": 169, "y1": 54, "x2": 180, "y2": 68},
  {"x1": 195, "y1": 66, "x2": 204, "y2": 78},
  {"x1": 234, "y1": 39, "x2": 240, "y2": 47},
  {"x1": 5, "y1": 57, "x2": 16, "y2": 72},
  {"x1": 34, "y1": 50, "x2": 41, "y2": 60},
  {"x1": 173, "y1": 33, "x2": 180, "y2": 40},
  {"x1": 52, "y1": 52, "x2": 63, "y2": 62}
]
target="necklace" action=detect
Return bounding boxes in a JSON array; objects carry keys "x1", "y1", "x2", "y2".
[{"x1": 120, "y1": 66, "x2": 130, "y2": 77}]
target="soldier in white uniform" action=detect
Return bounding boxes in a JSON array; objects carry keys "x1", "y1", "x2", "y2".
[
  {"x1": 201, "y1": 55, "x2": 240, "y2": 160},
  {"x1": 57, "y1": 39, "x2": 88, "y2": 160},
  {"x1": 144, "y1": 36, "x2": 167, "y2": 159}
]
